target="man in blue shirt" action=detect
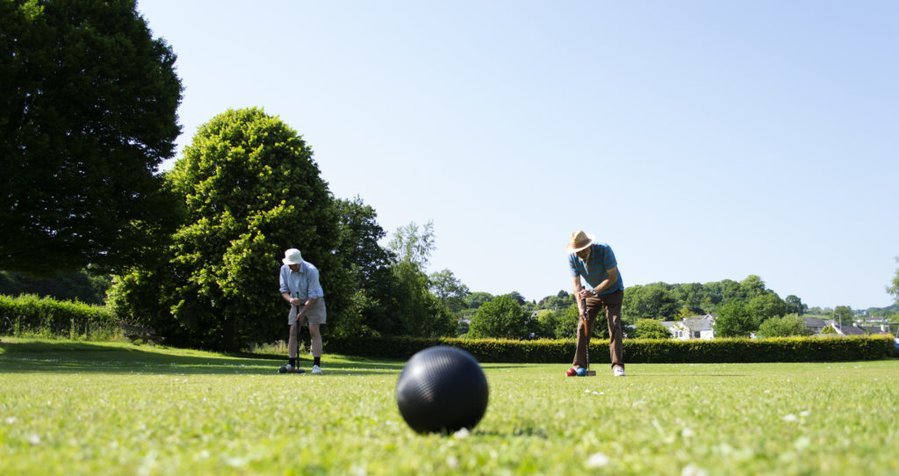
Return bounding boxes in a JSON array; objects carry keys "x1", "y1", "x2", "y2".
[
  {"x1": 566, "y1": 230, "x2": 626, "y2": 377},
  {"x1": 279, "y1": 248, "x2": 327, "y2": 374}
]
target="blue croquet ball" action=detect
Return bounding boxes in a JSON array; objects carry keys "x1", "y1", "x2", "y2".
[
  {"x1": 576, "y1": 367, "x2": 587, "y2": 377},
  {"x1": 396, "y1": 346, "x2": 489, "y2": 434}
]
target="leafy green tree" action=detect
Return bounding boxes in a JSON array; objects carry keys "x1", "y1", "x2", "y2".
[
  {"x1": 676, "y1": 306, "x2": 694, "y2": 319},
  {"x1": 464, "y1": 292, "x2": 495, "y2": 309},
  {"x1": 1, "y1": 0, "x2": 182, "y2": 274},
  {"x1": 756, "y1": 314, "x2": 811, "y2": 338},
  {"x1": 701, "y1": 279, "x2": 741, "y2": 312},
  {"x1": 378, "y1": 221, "x2": 456, "y2": 337},
  {"x1": 622, "y1": 283, "x2": 679, "y2": 322},
  {"x1": 633, "y1": 318, "x2": 671, "y2": 339},
  {"x1": 429, "y1": 269, "x2": 469, "y2": 313},
  {"x1": 387, "y1": 221, "x2": 435, "y2": 268},
  {"x1": 537, "y1": 290, "x2": 571, "y2": 311},
  {"x1": 384, "y1": 262, "x2": 455, "y2": 337},
  {"x1": 833, "y1": 306, "x2": 854, "y2": 327},
  {"x1": 335, "y1": 197, "x2": 393, "y2": 283},
  {"x1": 533, "y1": 309, "x2": 558, "y2": 338},
  {"x1": 670, "y1": 283, "x2": 706, "y2": 314},
  {"x1": 784, "y1": 295, "x2": 806, "y2": 315},
  {"x1": 332, "y1": 197, "x2": 394, "y2": 337},
  {"x1": 888, "y1": 257, "x2": 899, "y2": 305},
  {"x1": 739, "y1": 275, "x2": 768, "y2": 299},
  {"x1": 468, "y1": 295, "x2": 530, "y2": 339},
  {"x1": 506, "y1": 291, "x2": 527, "y2": 306},
  {"x1": 746, "y1": 293, "x2": 787, "y2": 325},
  {"x1": 713, "y1": 301, "x2": 756, "y2": 337},
  {"x1": 548, "y1": 303, "x2": 609, "y2": 340},
  {"x1": 110, "y1": 108, "x2": 347, "y2": 350}
]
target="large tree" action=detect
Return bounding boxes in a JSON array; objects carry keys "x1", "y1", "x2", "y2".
[
  {"x1": 380, "y1": 221, "x2": 454, "y2": 337},
  {"x1": 746, "y1": 293, "x2": 787, "y2": 325},
  {"x1": 784, "y1": 295, "x2": 806, "y2": 315},
  {"x1": 331, "y1": 197, "x2": 394, "y2": 337},
  {"x1": 429, "y1": 269, "x2": 469, "y2": 314},
  {"x1": 1, "y1": 0, "x2": 182, "y2": 274},
  {"x1": 110, "y1": 108, "x2": 347, "y2": 350},
  {"x1": 832, "y1": 306, "x2": 854, "y2": 327},
  {"x1": 622, "y1": 283, "x2": 679, "y2": 322},
  {"x1": 713, "y1": 301, "x2": 756, "y2": 337},
  {"x1": 387, "y1": 221, "x2": 435, "y2": 268}
]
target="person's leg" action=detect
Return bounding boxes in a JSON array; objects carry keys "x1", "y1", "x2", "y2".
[
  {"x1": 601, "y1": 291, "x2": 625, "y2": 370},
  {"x1": 309, "y1": 323, "x2": 322, "y2": 360},
  {"x1": 572, "y1": 297, "x2": 600, "y2": 368},
  {"x1": 287, "y1": 323, "x2": 299, "y2": 367}
]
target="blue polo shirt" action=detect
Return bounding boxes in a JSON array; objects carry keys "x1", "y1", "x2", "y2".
[
  {"x1": 279, "y1": 262, "x2": 325, "y2": 300},
  {"x1": 568, "y1": 243, "x2": 624, "y2": 296}
]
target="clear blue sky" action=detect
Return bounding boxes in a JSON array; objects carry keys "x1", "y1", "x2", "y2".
[{"x1": 136, "y1": 1, "x2": 898, "y2": 309}]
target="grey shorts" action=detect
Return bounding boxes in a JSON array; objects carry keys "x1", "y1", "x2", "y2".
[{"x1": 287, "y1": 300, "x2": 327, "y2": 326}]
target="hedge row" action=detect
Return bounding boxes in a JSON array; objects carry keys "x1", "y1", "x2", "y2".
[
  {"x1": 0, "y1": 294, "x2": 118, "y2": 338},
  {"x1": 325, "y1": 335, "x2": 896, "y2": 363}
]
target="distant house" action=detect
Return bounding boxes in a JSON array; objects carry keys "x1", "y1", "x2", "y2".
[
  {"x1": 662, "y1": 315, "x2": 716, "y2": 340},
  {"x1": 824, "y1": 320, "x2": 866, "y2": 336},
  {"x1": 854, "y1": 316, "x2": 896, "y2": 336},
  {"x1": 803, "y1": 317, "x2": 828, "y2": 335}
]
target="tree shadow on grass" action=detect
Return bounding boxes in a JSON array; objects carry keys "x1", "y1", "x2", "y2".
[{"x1": 0, "y1": 340, "x2": 405, "y2": 376}]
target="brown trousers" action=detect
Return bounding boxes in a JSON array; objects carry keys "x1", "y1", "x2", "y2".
[{"x1": 573, "y1": 290, "x2": 624, "y2": 369}]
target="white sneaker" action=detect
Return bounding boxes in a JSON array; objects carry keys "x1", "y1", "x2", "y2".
[
  {"x1": 612, "y1": 365, "x2": 626, "y2": 377},
  {"x1": 311, "y1": 365, "x2": 322, "y2": 375}
]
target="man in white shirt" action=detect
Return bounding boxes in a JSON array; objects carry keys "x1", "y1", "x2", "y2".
[{"x1": 278, "y1": 248, "x2": 327, "y2": 374}]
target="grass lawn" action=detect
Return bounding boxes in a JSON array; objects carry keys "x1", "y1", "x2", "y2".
[{"x1": 1, "y1": 338, "x2": 897, "y2": 475}]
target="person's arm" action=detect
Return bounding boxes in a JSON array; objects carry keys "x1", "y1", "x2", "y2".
[
  {"x1": 279, "y1": 267, "x2": 301, "y2": 306},
  {"x1": 583, "y1": 267, "x2": 618, "y2": 297},
  {"x1": 572, "y1": 276, "x2": 586, "y2": 313}
]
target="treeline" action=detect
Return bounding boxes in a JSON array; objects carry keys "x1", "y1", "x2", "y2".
[{"x1": 621, "y1": 276, "x2": 806, "y2": 321}]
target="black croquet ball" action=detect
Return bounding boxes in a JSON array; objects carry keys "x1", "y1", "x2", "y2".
[{"x1": 396, "y1": 346, "x2": 489, "y2": 434}]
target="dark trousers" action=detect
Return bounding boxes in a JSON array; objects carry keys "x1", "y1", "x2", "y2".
[{"x1": 573, "y1": 290, "x2": 624, "y2": 369}]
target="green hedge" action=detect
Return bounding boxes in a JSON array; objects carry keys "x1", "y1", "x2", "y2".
[
  {"x1": 0, "y1": 294, "x2": 118, "y2": 339},
  {"x1": 325, "y1": 335, "x2": 895, "y2": 363}
]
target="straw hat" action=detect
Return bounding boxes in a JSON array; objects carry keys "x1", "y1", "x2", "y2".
[
  {"x1": 282, "y1": 248, "x2": 304, "y2": 265},
  {"x1": 565, "y1": 230, "x2": 595, "y2": 253}
]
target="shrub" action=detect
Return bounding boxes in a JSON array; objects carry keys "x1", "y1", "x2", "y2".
[
  {"x1": 633, "y1": 319, "x2": 671, "y2": 339},
  {"x1": 0, "y1": 294, "x2": 118, "y2": 339},
  {"x1": 757, "y1": 314, "x2": 811, "y2": 338},
  {"x1": 324, "y1": 335, "x2": 894, "y2": 363}
]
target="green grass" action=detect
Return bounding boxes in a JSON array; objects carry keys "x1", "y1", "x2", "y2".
[{"x1": 1, "y1": 338, "x2": 897, "y2": 475}]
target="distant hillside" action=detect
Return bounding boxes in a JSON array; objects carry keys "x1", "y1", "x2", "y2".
[{"x1": 864, "y1": 304, "x2": 899, "y2": 315}]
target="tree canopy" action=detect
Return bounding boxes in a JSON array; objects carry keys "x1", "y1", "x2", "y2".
[
  {"x1": 619, "y1": 276, "x2": 788, "y2": 324},
  {"x1": 1, "y1": 0, "x2": 182, "y2": 274},
  {"x1": 110, "y1": 108, "x2": 344, "y2": 350},
  {"x1": 468, "y1": 294, "x2": 531, "y2": 339},
  {"x1": 756, "y1": 314, "x2": 810, "y2": 338},
  {"x1": 713, "y1": 301, "x2": 755, "y2": 337}
]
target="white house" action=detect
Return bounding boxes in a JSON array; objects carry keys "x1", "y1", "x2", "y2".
[{"x1": 662, "y1": 315, "x2": 716, "y2": 340}]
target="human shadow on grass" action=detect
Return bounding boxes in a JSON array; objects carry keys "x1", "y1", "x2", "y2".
[{"x1": 0, "y1": 340, "x2": 404, "y2": 376}]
